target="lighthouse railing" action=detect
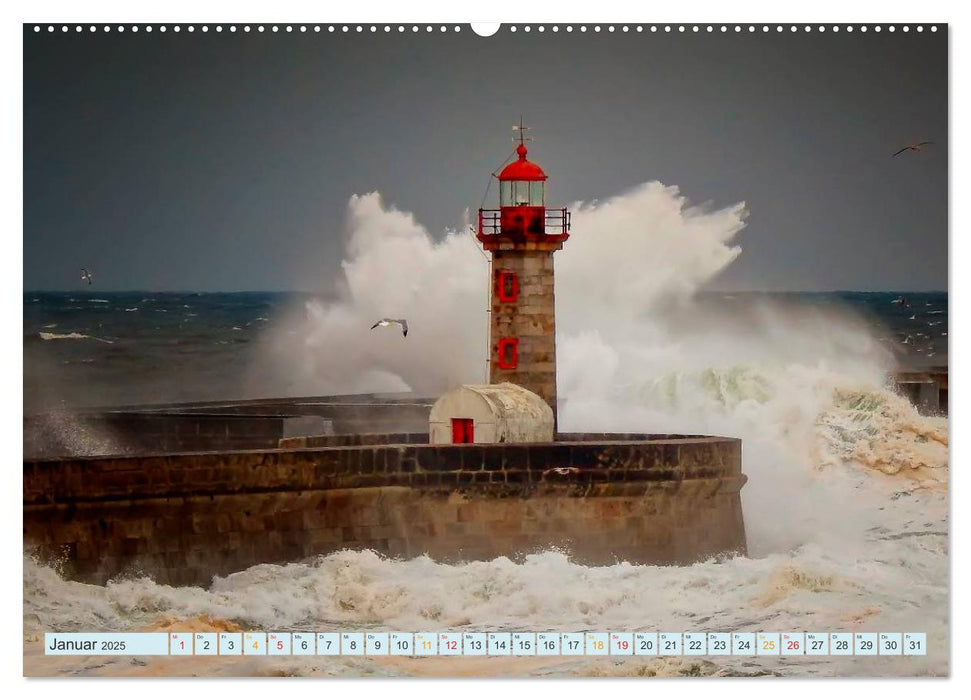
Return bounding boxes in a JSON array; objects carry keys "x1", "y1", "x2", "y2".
[
  {"x1": 544, "y1": 208, "x2": 570, "y2": 234},
  {"x1": 477, "y1": 208, "x2": 570, "y2": 236}
]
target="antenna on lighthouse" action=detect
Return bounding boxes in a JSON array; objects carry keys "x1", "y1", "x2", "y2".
[{"x1": 511, "y1": 116, "x2": 532, "y2": 145}]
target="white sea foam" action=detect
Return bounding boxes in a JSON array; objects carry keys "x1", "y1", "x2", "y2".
[{"x1": 38, "y1": 332, "x2": 113, "y2": 344}]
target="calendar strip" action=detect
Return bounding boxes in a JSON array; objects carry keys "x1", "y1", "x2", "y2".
[{"x1": 43, "y1": 632, "x2": 927, "y2": 657}]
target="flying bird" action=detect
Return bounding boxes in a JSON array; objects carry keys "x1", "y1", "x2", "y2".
[
  {"x1": 892, "y1": 141, "x2": 934, "y2": 157},
  {"x1": 371, "y1": 318, "x2": 408, "y2": 337},
  {"x1": 80, "y1": 268, "x2": 93, "y2": 285},
  {"x1": 544, "y1": 467, "x2": 580, "y2": 476}
]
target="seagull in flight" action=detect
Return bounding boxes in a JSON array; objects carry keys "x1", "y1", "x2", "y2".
[
  {"x1": 544, "y1": 467, "x2": 580, "y2": 476},
  {"x1": 893, "y1": 141, "x2": 934, "y2": 157},
  {"x1": 80, "y1": 268, "x2": 93, "y2": 285},
  {"x1": 371, "y1": 318, "x2": 408, "y2": 337}
]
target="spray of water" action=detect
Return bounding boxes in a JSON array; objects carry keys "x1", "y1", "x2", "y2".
[{"x1": 247, "y1": 192, "x2": 486, "y2": 396}]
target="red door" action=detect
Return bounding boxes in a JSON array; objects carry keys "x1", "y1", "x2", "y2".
[{"x1": 451, "y1": 418, "x2": 474, "y2": 444}]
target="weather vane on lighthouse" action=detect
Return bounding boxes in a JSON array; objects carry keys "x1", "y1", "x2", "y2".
[
  {"x1": 512, "y1": 116, "x2": 532, "y2": 146},
  {"x1": 477, "y1": 122, "x2": 571, "y2": 426}
]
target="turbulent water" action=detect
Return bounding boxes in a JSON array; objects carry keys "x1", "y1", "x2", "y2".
[{"x1": 23, "y1": 181, "x2": 949, "y2": 676}]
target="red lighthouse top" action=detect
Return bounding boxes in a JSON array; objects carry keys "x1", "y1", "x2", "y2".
[
  {"x1": 476, "y1": 121, "x2": 570, "y2": 244},
  {"x1": 498, "y1": 144, "x2": 548, "y2": 182}
]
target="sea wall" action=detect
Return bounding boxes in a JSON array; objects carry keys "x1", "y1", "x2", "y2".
[
  {"x1": 23, "y1": 412, "x2": 326, "y2": 458},
  {"x1": 891, "y1": 369, "x2": 948, "y2": 415},
  {"x1": 24, "y1": 436, "x2": 746, "y2": 586},
  {"x1": 279, "y1": 433, "x2": 428, "y2": 448},
  {"x1": 23, "y1": 397, "x2": 434, "y2": 458}
]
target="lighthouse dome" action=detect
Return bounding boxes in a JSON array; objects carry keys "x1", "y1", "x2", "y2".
[{"x1": 498, "y1": 144, "x2": 548, "y2": 182}]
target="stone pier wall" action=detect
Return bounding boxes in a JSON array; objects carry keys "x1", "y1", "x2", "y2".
[
  {"x1": 279, "y1": 433, "x2": 429, "y2": 448},
  {"x1": 891, "y1": 369, "x2": 948, "y2": 415},
  {"x1": 24, "y1": 436, "x2": 746, "y2": 586},
  {"x1": 24, "y1": 397, "x2": 434, "y2": 458}
]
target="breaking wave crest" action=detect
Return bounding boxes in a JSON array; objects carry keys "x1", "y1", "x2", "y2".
[{"x1": 38, "y1": 331, "x2": 113, "y2": 344}]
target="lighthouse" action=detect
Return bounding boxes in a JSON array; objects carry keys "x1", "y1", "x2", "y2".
[{"x1": 477, "y1": 124, "x2": 571, "y2": 426}]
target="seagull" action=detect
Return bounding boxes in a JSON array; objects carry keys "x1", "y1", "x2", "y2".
[
  {"x1": 371, "y1": 318, "x2": 408, "y2": 337},
  {"x1": 544, "y1": 467, "x2": 580, "y2": 476},
  {"x1": 893, "y1": 141, "x2": 934, "y2": 157},
  {"x1": 80, "y1": 268, "x2": 93, "y2": 285}
]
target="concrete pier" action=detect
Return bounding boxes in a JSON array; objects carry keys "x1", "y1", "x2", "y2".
[
  {"x1": 24, "y1": 433, "x2": 747, "y2": 586},
  {"x1": 891, "y1": 367, "x2": 947, "y2": 415}
]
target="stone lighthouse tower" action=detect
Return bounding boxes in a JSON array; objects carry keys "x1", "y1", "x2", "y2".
[{"x1": 477, "y1": 125, "x2": 571, "y2": 425}]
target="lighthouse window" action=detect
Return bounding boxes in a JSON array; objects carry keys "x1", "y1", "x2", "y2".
[
  {"x1": 513, "y1": 181, "x2": 530, "y2": 205},
  {"x1": 500, "y1": 180, "x2": 512, "y2": 206},
  {"x1": 497, "y1": 337, "x2": 518, "y2": 369},
  {"x1": 497, "y1": 271, "x2": 518, "y2": 302},
  {"x1": 530, "y1": 181, "x2": 545, "y2": 206},
  {"x1": 501, "y1": 181, "x2": 543, "y2": 206}
]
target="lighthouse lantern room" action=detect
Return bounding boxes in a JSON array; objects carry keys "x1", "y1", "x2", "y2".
[{"x1": 477, "y1": 124, "x2": 571, "y2": 426}]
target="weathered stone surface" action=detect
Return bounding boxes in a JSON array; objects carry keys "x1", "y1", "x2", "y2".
[
  {"x1": 23, "y1": 436, "x2": 746, "y2": 586},
  {"x1": 25, "y1": 401, "x2": 435, "y2": 459},
  {"x1": 490, "y1": 251, "x2": 559, "y2": 423}
]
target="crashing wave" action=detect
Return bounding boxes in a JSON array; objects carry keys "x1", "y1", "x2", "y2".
[{"x1": 815, "y1": 388, "x2": 947, "y2": 485}]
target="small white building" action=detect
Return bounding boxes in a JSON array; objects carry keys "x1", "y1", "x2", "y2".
[{"x1": 429, "y1": 383, "x2": 554, "y2": 445}]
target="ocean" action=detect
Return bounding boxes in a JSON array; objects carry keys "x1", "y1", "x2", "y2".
[{"x1": 22, "y1": 290, "x2": 948, "y2": 413}]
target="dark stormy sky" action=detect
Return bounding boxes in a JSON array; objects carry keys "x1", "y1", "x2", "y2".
[{"x1": 23, "y1": 25, "x2": 947, "y2": 292}]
